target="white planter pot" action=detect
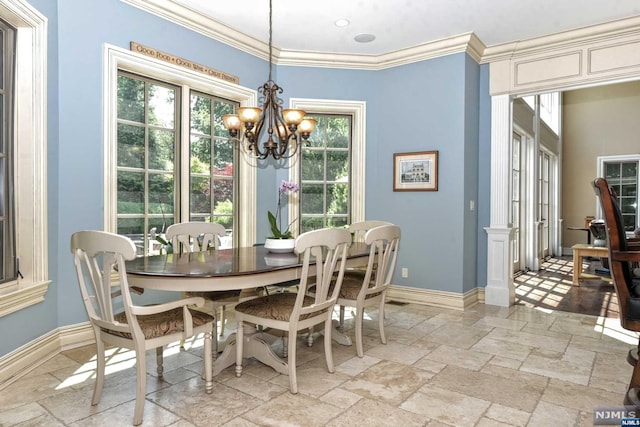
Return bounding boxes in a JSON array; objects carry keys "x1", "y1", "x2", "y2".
[{"x1": 264, "y1": 238, "x2": 295, "y2": 253}]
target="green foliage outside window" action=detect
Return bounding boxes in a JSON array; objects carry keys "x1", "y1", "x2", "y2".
[
  {"x1": 116, "y1": 73, "x2": 238, "y2": 253},
  {"x1": 299, "y1": 115, "x2": 351, "y2": 232}
]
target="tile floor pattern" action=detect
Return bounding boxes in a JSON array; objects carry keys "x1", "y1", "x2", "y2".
[{"x1": 1, "y1": 302, "x2": 639, "y2": 426}]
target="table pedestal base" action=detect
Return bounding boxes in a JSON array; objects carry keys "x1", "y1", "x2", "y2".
[
  {"x1": 213, "y1": 329, "x2": 287, "y2": 376},
  {"x1": 212, "y1": 321, "x2": 352, "y2": 376}
]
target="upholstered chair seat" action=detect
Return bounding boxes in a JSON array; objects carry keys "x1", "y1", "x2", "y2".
[
  {"x1": 110, "y1": 308, "x2": 214, "y2": 340},
  {"x1": 234, "y1": 293, "x2": 328, "y2": 322}
]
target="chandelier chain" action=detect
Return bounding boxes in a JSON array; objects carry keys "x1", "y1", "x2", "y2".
[{"x1": 268, "y1": 0, "x2": 273, "y2": 82}]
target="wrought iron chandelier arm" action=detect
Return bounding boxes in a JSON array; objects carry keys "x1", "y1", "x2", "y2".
[{"x1": 220, "y1": 0, "x2": 316, "y2": 162}]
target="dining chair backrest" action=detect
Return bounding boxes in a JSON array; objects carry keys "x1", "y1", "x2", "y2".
[
  {"x1": 294, "y1": 227, "x2": 352, "y2": 320},
  {"x1": 71, "y1": 230, "x2": 138, "y2": 336},
  {"x1": 348, "y1": 220, "x2": 393, "y2": 242},
  {"x1": 165, "y1": 221, "x2": 227, "y2": 252},
  {"x1": 593, "y1": 178, "x2": 640, "y2": 329},
  {"x1": 365, "y1": 225, "x2": 401, "y2": 291}
]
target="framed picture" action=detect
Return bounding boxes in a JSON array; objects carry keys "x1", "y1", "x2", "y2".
[{"x1": 393, "y1": 151, "x2": 438, "y2": 191}]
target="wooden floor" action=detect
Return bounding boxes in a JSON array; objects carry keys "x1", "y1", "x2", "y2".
[{"x1": 514, "y1": 255, "x2": 620, "y2": 318}]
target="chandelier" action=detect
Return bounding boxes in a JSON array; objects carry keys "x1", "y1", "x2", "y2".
[{"x1": 221, "y1": 0, "x2": 316, "y2": 160}]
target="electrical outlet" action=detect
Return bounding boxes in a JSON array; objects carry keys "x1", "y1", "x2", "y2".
[
  {"x1": 401, "y1": 268, "x2": 408, "y2": 278},
  {"x1": 470, "y1": 200, "x2": 475, "y2": 211}
]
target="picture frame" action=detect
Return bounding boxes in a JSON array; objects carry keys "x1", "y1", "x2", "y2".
[{"x1": 393, "y1": 151, "x2": 438, "y2": 191}]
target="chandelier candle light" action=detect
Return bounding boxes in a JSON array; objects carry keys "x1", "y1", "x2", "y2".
[{"x1": 221, "y1": 0, "x2": 316, "y2": 160}]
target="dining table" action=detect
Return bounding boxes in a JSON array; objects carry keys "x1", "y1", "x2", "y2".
[{"x1": 125, "y1": 243, "x2": 371, "y2": 377}]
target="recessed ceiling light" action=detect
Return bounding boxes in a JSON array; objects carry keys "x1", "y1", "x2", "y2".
[
  {"x1": 335, "y1": 19, "x2": 350, "y2": 27},
  {"x1": 354, "y1": 34, "x2": 376, "y2": 43}
]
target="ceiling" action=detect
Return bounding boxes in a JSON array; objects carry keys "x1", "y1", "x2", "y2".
[{"x1": 174, "y1": 0, "x2": 640, "y2": 56}]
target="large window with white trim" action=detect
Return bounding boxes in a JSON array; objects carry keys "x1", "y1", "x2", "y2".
[
  {"x1": 288, "y1": 99, "x2": 366, "y2": 232},
  {"x1": 116, "y1": 72, "x2": 238, "y2": 254},
  {"x1": 298, "y1": 114, "x2": 351, "y2": 232},
  {"x1": 105, "y1": 45, "x2": 258, "y2": 251},
  {"x1": 0, "y1": 0, "x2": 49, "y2": 317},
  {"x1": 0, "y1": 18, "x2": 16, "y2": 284}
]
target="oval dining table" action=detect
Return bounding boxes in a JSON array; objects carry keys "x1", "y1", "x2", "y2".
[{"x1": 125, "y1": 243, "x2": 370, "y2": 377}]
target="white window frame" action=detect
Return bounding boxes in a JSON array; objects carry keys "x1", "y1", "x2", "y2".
[
  {"x1": 0, "y1": 0, "x2": 49, "y2": 317},
  {"x1": 596, "y1": 153, "x2": 640, "y2": 230},
  {"x1": 103, "y1": 44, "x2": 258, "y2": 247},
  {"x1": 288, "y1": 99, "x2": 366, "y2": 226}
]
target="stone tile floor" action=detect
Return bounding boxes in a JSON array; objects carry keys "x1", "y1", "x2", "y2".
[{"x1": 0, "y1": 301, "x2": 637, "y2": 426}]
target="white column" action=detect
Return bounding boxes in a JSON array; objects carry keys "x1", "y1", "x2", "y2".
[{"x1": 485, "y1": 94, "x2": 516, "y2": 307}]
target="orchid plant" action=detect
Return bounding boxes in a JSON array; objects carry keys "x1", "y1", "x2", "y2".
[{"x1": 268, "y1": 180, "x2": 299, "y2": 239}]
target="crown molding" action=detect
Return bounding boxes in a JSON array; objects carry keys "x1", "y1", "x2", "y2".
[
  {"x1": 121, "y1": 0, "x2": 271, "y2": 62},
  {"x1": 277, "y1": 33, "x2": 485, "y2": 70},
  {"x1": 123, "y1": 0, "x2": 640, "y2": 69},
  {"x1": 481, "y1": 15, "x2": 640, "y2": 64},
  {"x1": 122, "y1": 0, "x2": 484, "y2": 69}
]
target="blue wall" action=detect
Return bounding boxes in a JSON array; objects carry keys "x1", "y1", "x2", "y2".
[{"x1": 0, "y1": 0, "x2": 491, "y2": 356}]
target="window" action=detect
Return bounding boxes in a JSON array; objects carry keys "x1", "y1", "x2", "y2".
[
  {"x1": 116, "y1": 72, "x2": 238, "y2": 254},
  {"x1": 598, "y1": 155, "x2": 640, "y2": 232},
  {"x1": 288, "y1": 99, "x2": 366, "y2": 232},
  {"x1": 298, "y1": 114, "x2": 351, "y2": 232},
  {"x1": 0, "y1": 0, "x2": 49, "y2": 317},
  {"x1": 539, "y1": 92, "x2": 560, "y2": 135},
  {"x1": 521, "y1": 93, "x2": 560, "y2": 136},
  {"x1": 105, "y1": 45, "x2": 257, "y2": 248},
  {"x1": 0, "y1": 18, "x2": 16, "y2": 283}
]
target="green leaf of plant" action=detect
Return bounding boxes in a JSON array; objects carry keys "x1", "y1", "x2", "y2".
[{"x1": 267, "y1": 210, "x2": 282, "y2": 238}]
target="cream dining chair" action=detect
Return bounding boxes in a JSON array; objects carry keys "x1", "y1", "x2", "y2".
[
  {"x1": 335, "y1": 224, "x2": 401, "y2": 357},
  {"x1": 71, "y1": 230, "x2": 213, "y2": 426},
  {"x1": 234, "y1": 227, "x2": 351, "y2": 393},
  {"x1": 165, "y1": 221, "x2": 240, "y2": 350},
  {"x1": 339, "y1": 220, "x2": 393, "y2": 326}
]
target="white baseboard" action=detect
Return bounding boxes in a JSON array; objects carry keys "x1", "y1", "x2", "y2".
[
  {"x1": 0, "y1": 322, "x2": 94, "y2": 390},
  {"x1": 388, "y1": 284, "x2": 483, "y2": 310}
]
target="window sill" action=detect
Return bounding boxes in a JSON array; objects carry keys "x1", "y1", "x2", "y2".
[{"x1": 0, "y1": 281, "x2": 51, "y2": 318}]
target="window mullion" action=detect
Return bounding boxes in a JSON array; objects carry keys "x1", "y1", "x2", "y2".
[{"x1": 177, "y1": 84, "x2": 189, "y2": 223}]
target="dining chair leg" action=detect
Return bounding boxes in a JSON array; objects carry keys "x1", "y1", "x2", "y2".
[
  {"x1": 378, "y1": 299, "x2": 387, "y2": 345},
  {"x1": 339, "y1": 305, "x2": 345, "y2": 329},
  {"x1": 203, "y1": 330, "x2": 213, "y2": 393},
  {"x1": 92, "y1": 337, "x2": 105, "y2": 405},
  {"x1": 235, "y1": 320, "x2": 244, "y2": 378},
  {"x1": 288, "y1": 330, "x2": 298, "y2": 394},
  {"x1": 133, "y1": 347, "x2": 147, "y2": 426},
  {"x1": 218, "y1": 306, "x2": 225, "y2": 337},
  {"x1": 307, "y1": 327, "x2": 314, "y2": 347},
  {"x1": 212, "y1": 313, "x2": 219, "y2": 358},
  {"x1": 355, "y1": 307, "x2": 365, "y2": 358},
  {"x1": 323, "y1": 318, "x2": 335, "y2": 373},
  {"x1": 283, "y1": 336, "x2": 288, "y2": 358},
  {"x1": 155, "y1": 347, "x2": 164, "y2": 378}
]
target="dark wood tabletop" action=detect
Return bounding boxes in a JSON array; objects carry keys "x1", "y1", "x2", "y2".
[{"x1": 124, "y1": 243, "x2": 370, "y2": 291}]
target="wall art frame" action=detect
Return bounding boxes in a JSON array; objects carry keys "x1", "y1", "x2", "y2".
[{"x1": 393, "y1": 150, "x2": 438, "y2": 191}]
